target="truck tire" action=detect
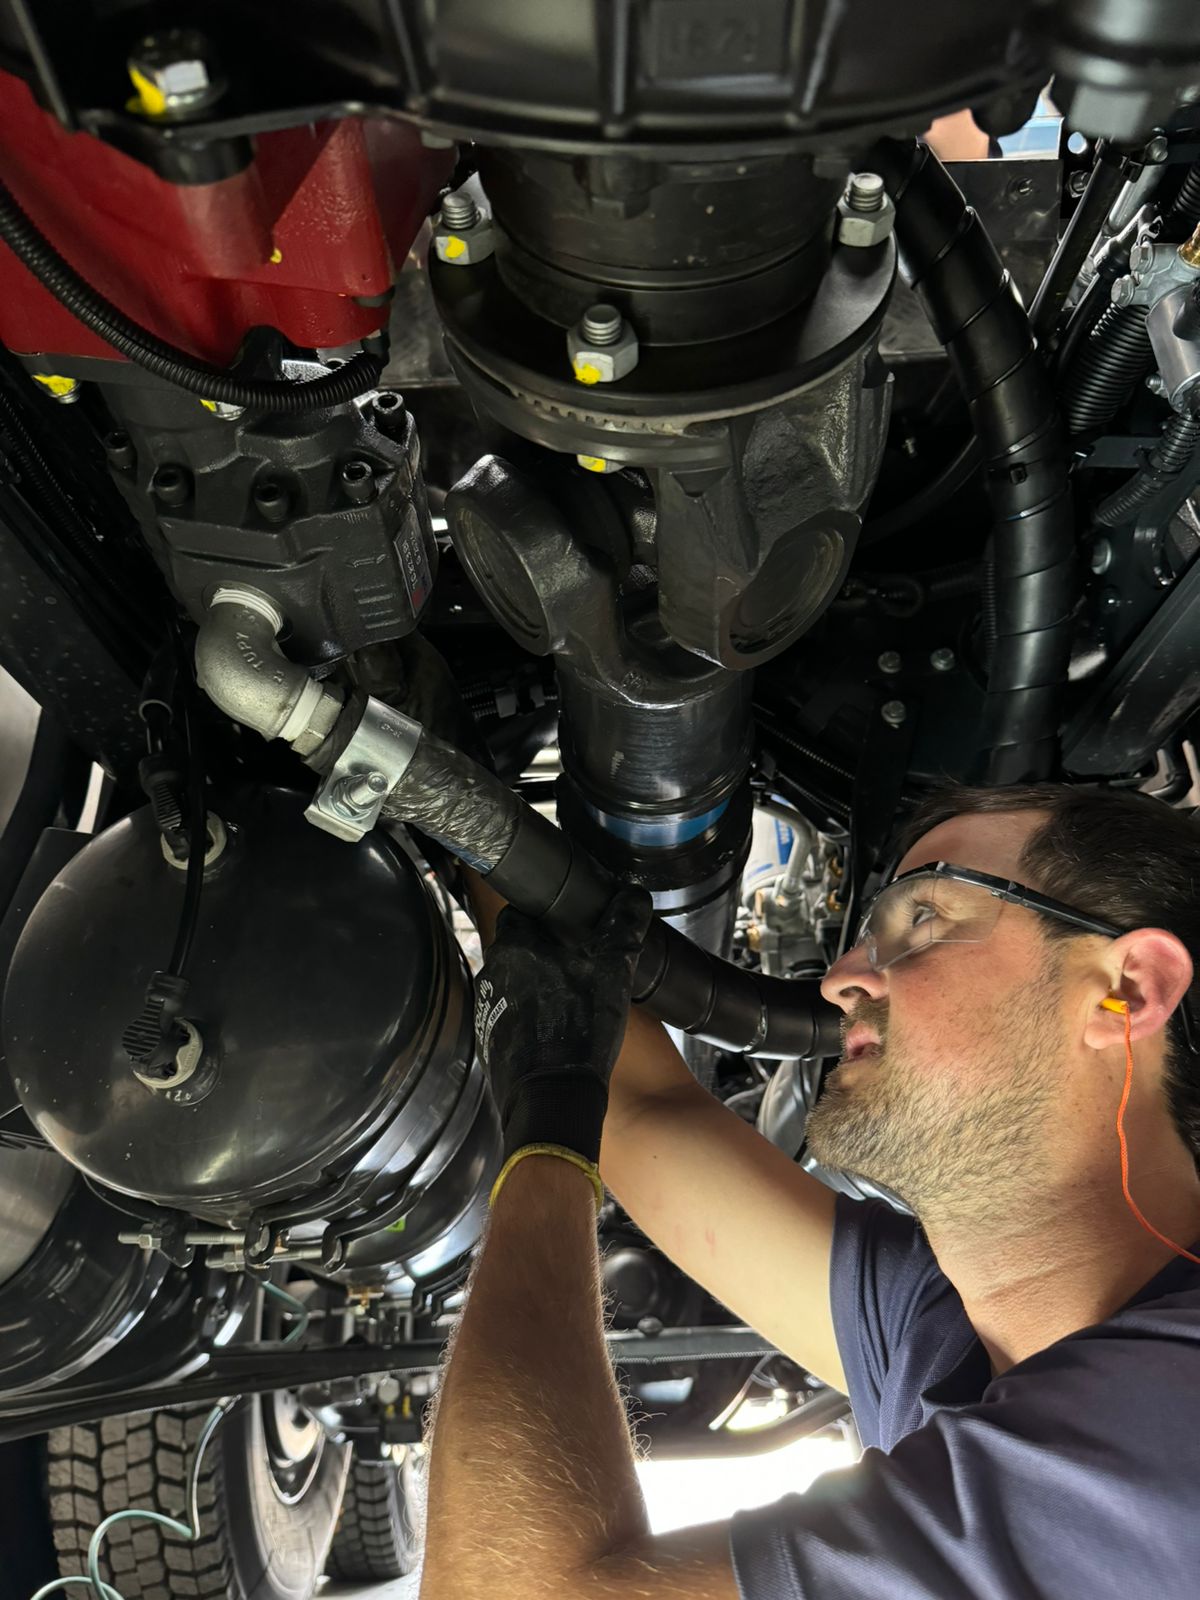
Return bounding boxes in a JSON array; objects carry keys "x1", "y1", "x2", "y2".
[
  {"x1": 47, "y1": 1394, "x2": 349, "y2": 1600},
  {"x1": 325, "y1": 1449, "x2": 421, "y2": 1582}
]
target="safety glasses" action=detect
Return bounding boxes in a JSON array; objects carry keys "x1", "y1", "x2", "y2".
[{"x1": 854, "y1": 860, "x2": 1199, "y2": 1051}]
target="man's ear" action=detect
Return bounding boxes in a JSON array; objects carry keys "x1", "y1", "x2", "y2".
[{"x1": 1081, "y1": 928, "x2": 1194, "y2": 1050}]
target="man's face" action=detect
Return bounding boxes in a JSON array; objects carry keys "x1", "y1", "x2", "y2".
[{"x1": 808, "y1": 810, "x2": 1076, "y2": 1219}]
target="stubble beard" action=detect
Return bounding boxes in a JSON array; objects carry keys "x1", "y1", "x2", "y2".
[{"x1": 805, "y1": 968, "x2": 1064, "y2": 1226}]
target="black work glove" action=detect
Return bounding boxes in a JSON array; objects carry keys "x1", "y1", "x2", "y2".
[{"x1": 474, "y1": 887, "x2": 654, "y2": 1170}]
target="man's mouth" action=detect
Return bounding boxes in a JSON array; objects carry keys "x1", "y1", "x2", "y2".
[{"x1": 843, "y1": 1024, "x2": 882, "y2": 1062}]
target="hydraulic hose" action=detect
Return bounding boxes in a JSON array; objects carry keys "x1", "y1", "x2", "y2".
[
  {"x1": 379, "y1": 734, "x2": 842, "y2": 1059},
  {"x1": 1094, "y1": 412, "x2": 1200, "y2": 526},
  {"x1": 0, "y1": 181, "x2": 384, "y2": 412},
  {"x1": 875, "y1": 141, "x2": 1076, "y2": 785},
  {"x1": 192, "y1": 600, "x2": 843, "y2": 1061}
]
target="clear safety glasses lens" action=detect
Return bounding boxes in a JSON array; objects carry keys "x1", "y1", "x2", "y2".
[{"x1": 857, "y1": 871, "x2": 1007, "y2": 972}]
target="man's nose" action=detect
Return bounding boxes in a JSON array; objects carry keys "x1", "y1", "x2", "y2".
[{"x1": 821, "y1": 943, "x2": 889, "y2": 1011}]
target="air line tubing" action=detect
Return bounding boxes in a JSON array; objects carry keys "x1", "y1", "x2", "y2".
[{"x1": 874, "y1": 141, "x2": 1076, "y2": 784}]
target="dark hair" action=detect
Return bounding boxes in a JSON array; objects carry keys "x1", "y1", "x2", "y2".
[{"x1": 895, "y1": 783, "x2": 1200, "y2": 1169}]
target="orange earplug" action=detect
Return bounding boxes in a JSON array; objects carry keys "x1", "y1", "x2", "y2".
[{"x1": 1100, "y1": 997, "x2": 1129, "y2": 1013}]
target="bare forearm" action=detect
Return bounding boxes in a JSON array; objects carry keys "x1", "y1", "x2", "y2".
[{"x1": 422, "y1": 1155, "x2": 648, "y2": 1599}]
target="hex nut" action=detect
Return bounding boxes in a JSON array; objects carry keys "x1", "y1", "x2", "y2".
[
  {"x1": 128, "y1": 29, "x2": 224, "y2": 116},
  {"x1": 433, "y1": 212, "x2": 495, "y2": 266},
  {"x1": 836, "y1": 191, "x2": 896, "y2": 248},
  {"x1": 566, "y1": 318, "x2": 640, "y2": 385}
]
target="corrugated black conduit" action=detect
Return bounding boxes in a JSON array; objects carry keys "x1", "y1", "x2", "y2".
[
  {"x1": 873, "y1": 141, "x2": 1076, "y2": 784},
  {"x1": 0, "y1": 181, "x2": 383, "y2": 412},
  {"x1": 1094, "y1": 412, "x2": 1200, "y2": 526}
]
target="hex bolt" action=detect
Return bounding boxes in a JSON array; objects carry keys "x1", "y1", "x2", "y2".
[
  {"x1": 440, "y1": 190, "x2": 480, "y2": 231},
  {"x1": 104, "y1": 430, "x2": 136, "y2": 471},
  {"x1": 151, "y1": 464, "x2": 191, "y2": 507},
  {"x1": 1146, "y1": 372, "x2": 1167, "y2": 396},
  {"x1": 372, "y1": 392, "x2": 406, "y2": 439},
  {"x1": 340, "y1": 458, "x2": 376, "y2": 505},
  {"x1": 581, "y1": 304, "x2": 624, "y2": 346},
  {"x1": 253, "y1": 479, "x2": 290, "y2": 525},
  {"x1": 1067, "y1": 170, "x2": 1089, "y2": 199},
  {"x1": 567, "y1": 307, "x2": 639, "y2": 383},
  {"x1": 881, "y1": 699, "x2": 907, "y2": 727},
  {"x1": 929, "y1": 647, "x2": 956, "y2": 672},
  {"x1": 127, "y1": 29, "x2": 224, "y2": 118},
  {"x1": 836, "y1": 175, "x2": 895, "y2": 247},
  {"x1": 337, "y1": 771, "x2": 390, "y2": 812},
  {"x1": 877, "y1": 650, "x2": 902, "y2": 675},
  {"x1": 33, "y1": 374, "x2": 80, "y2": 404},
  {"x1": 845, "y1": 172, "x2": 886, "y2": 213}
]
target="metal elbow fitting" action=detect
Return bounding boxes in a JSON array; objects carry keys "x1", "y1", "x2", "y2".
[{"x1": 195, "y1": 588, "x2": 342, "y2": 757}]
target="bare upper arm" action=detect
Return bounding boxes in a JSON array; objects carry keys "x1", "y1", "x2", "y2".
[{"x1": 601, "y1": 1008, "x2": 847, "y2": 1393}]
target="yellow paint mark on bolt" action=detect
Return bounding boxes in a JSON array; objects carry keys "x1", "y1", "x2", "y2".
[
  {"x1": 573, "y1": 360, "x2": 602, "y2": 385},
  {"x1": 32, "y1": 374, "x2": 77, "y2": 397},
  {"x1": 269, "y1": 247, "x2": 283, "y2": 265},
  {"x1": 577, "y1": 455, "x2": 610, "y2": 473},
  {"x1": 128, "y1": 67, "x2": 167, "y2": 116},
  {"x1": 444, "y1": 236, "x2": 467, "y2": 260}
]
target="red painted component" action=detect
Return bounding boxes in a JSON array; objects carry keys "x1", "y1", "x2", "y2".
[{"x1": 0, "y1": 73, "x2": 451, "y2": 367}]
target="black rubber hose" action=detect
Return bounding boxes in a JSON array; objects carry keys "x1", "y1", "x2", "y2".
[
  {"x1": 381, "y1": 735, "x2": 842, "y2": 1059},
  {"x1": 874, "y1": 141, "x2": 1076, "y2": 786},
  {"x1": 1061, "y1": 303, "x2": 1153, "y2": 435},
  {"x1": 1094, "y1": 412, "x2": 1200, "y2": 526},
  {"x1": 0, "y1": 181, "x2": 383, "y2": 412}
]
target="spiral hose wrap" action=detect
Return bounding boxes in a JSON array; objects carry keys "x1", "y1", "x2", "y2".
[{"x1": 875, "y1": 141, "x2": 1076, "y2": 785}]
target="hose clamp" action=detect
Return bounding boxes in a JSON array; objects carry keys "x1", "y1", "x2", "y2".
[{"x1": 305, "y1": 695, "x2": 422, "y2": 843}]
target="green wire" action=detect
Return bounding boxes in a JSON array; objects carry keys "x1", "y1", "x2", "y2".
[
  {"x1": 261, "y1": 1279, "x2": 310, "y2": 1345},
  {"x1": 30, "y1": 1280, "x2": 311, "y2": 1600}
]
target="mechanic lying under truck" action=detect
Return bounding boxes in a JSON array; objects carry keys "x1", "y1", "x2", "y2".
[
  {"x1": 10, "y1": 7, "x2": 1200, "y2": 1600},
  {"x1": 423, "y1": 783, "x2": 1200, "y2": 1599}
]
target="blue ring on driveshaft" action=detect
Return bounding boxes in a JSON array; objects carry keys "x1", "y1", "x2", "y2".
[{"x1": 581, "y1": 798, "x2": 730, "y2": 848}]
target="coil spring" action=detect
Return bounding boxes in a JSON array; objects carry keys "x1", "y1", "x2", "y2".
[
  {"x1": 1164, "y1": 158, "x2": 1200, "y2": 237},
  {"x1": 1062, "y1": 303, "x2": 1154, "y2": 434}
]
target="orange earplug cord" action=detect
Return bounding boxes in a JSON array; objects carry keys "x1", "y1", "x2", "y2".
[{"x1": 1101, "y1": 997, "x2": 1200, "y2": 1267}]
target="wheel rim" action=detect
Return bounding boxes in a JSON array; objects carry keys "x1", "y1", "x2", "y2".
[{"x1": 261, "y1": 1388, "x2": 324, "y2": 1504}]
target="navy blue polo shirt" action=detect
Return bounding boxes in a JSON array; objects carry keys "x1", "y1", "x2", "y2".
[{"x1": 731, "y1": 1194, "x2": 1200, "y2": 1598}]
